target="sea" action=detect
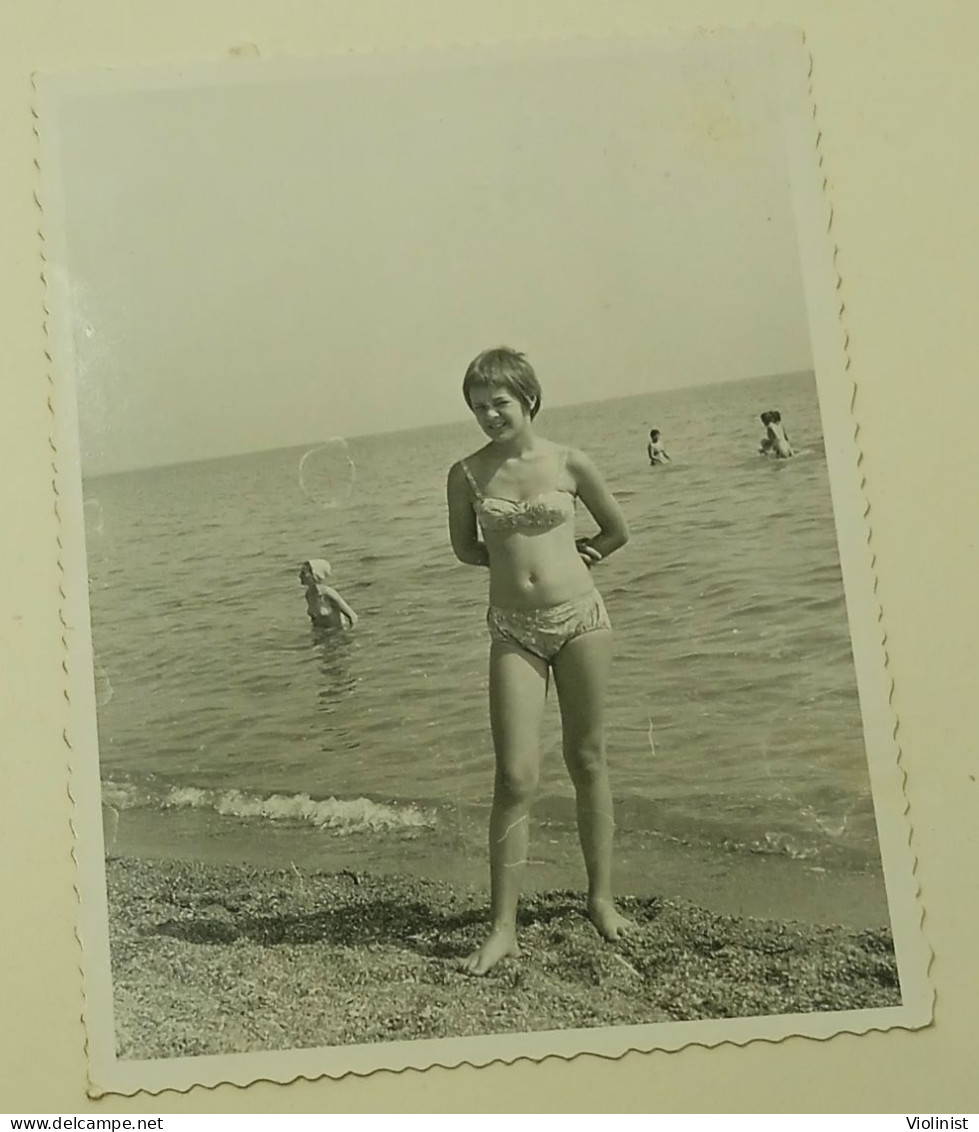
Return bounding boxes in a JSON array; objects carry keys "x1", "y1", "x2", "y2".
[{"x1": 83, "y1": 372, "x2": 892, "y2": 928}]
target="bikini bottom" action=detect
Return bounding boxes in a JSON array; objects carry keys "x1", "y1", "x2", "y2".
[{"x1": 486, "y1": 588, "x2": 611, "y2": 664}]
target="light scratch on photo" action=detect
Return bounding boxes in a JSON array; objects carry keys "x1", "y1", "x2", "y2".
[
  {"x1": 298, "y1": 437, "x2": 356, "y2": 511},
  {"x1": 94, "y1": 662, "x2": 113, "y2": 707},
  {"x1": 495, "y1": 814, "x2": 529, "y2": 842}
]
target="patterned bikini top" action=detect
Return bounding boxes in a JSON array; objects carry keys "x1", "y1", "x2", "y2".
[{"x1": 460, "y1": 455, "x2": 576, "y2": 534}]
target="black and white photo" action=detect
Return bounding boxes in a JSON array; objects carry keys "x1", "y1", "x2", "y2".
[{"x1": 36, "y1": 30, "x2": 931, "y2": 1093}]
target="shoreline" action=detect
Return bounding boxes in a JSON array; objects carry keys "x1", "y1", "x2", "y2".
[
  {"x1": 106, "y1": 855, "x2": 901, "y2": 1061},
  {"x1": 106, "y1": 801, "x2": 893, "y2": 929}
]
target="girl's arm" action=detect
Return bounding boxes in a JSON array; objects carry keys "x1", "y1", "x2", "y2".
[
  {"x1": 446, "y1": 462, "x2": 490, "y2": 567},
  {"x1": 567, "y1": 447, "x2": 629, "y2": 561},
  {"x1": 321, "y1": 585, "x2": 359, "y2": 626}
]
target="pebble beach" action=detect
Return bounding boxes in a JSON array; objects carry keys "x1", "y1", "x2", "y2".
[{"x1": 107, "y1": 857, "x2": 901, "y2": 1060}]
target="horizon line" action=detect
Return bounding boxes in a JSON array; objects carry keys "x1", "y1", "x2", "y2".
[{"x1": 83, "y1": 367, "x2": 815, "y2": 480}]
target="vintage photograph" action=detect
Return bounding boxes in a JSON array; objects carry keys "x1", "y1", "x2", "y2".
[{"x1": 38, "y1": 30, "x2": 930, "y2": 1093}]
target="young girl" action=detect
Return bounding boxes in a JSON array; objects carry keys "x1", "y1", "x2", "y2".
[
  {"x1": 446, "y1": 347, "x2": 632, "y2": 975},
  {"x1": 647, "y1": 428, "x2": 671, "y2": 465}
]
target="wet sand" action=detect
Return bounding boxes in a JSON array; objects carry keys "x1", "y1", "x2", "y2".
[{"x1": 106, "y1": 857, "x2": 901, "y2": 1060}]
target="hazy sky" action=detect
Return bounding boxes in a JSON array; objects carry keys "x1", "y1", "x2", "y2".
[{"x1": 55, "y1": 36, "x2": 813, "y2": 475}]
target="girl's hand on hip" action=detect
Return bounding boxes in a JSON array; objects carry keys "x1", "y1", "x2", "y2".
[{"x1": 576, "y1": 540, "x2": 603, "y2": 569}]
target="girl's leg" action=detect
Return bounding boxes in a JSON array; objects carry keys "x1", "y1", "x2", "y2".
[
  {"x1": 462, "y1": 640, "x2": 549, "y2": 975},
  {"x1": 552, "y1": 630, "x2": 632, "y2": 940}
]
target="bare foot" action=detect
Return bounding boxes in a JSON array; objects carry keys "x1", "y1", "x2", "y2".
[
  {"x1": 588, "y1": 897, "x2": 634, "y2": 941},
  {"x1": 461, "y1": 926, "x2": 520, "y2": 975}
]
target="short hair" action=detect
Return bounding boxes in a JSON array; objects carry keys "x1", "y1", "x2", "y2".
[
  {"x1": 649, "y1": 429, "x2": 660, "y2": 439},
  {"x1": 462, "y1": 347, "x2": 542, "y2": 419}
]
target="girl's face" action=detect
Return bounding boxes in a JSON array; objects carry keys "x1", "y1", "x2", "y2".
[{"x1": 468, "y1": 384, "x2": 532, "y2": 443}]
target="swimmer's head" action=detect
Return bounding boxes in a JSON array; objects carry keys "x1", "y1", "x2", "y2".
[
  {"x1": 299, "y1": 559, "x2": 332, "y2": 585},
  {"x1": 760, "y1": 411, "x2": 773, "y2": 425},
  {"x1": 462, "y1": 347, "x2": 542, "y2": 420},
  {"x1": 649, "y1": 429, "x2": 660, "y2": 441}
]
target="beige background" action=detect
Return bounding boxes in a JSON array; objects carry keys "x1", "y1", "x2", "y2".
[{"x1": 1, "y1": 1, "x2": 976, "y2": 1114}]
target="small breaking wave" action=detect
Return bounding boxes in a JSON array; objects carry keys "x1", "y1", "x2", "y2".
[
  {"x1": 101, "y1": 778, "x2": 436, "y2": 836},
  {"x1": 723, "y1": 831, "x2": 821, "y2": 861}
]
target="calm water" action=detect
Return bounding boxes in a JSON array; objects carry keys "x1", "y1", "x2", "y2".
[{"x1": 85, "y1": 372, "x2": 885, "y2": 900}]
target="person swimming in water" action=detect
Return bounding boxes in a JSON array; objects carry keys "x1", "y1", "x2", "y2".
[
  {"x1": 298, "y1": 558, "x2": 358, "y2": 630},
  {"x1": 647, "y1": 428, "x2": 671, "y2": 466},
  {"x1": 759, "y1": 410, "x2": 794, "y2": 459},
  {"x1": 446, "y1": 346, "x2": 632, "y2": 976}
]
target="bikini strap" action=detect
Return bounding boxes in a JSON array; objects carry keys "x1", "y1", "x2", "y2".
[
  {"x1": 560, "y1": 446, "x2": 577, "y2": 497},
  {"x1": 459, "y1": 459, "x2": 483, "y2": 500}
]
